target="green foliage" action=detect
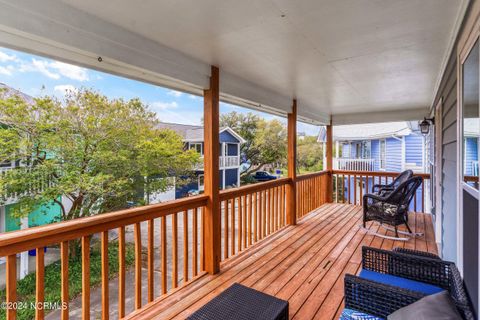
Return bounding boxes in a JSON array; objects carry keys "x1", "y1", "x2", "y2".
[
  {"x1": 220, "y1": 112, "x2": 287, "y2": 176},
  {"x1": 297, "y1": 136, "x2": 324, "y2": 173},
  {"x1": 0, "y1": 241, "x2": 135, "y2": 320},
  {"x1": 0, "y1": 89, "x2": 200, "y2": 221}
]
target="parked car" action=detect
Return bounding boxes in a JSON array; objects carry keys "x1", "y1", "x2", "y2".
[{"x1": 252, "y1": 171, "x2": 277, "y2": 182}]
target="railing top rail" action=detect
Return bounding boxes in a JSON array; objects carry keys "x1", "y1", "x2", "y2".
[
  {"x1": 296, "y1": 170, "x2": 329, "y2": 181},
  {"x1": 219, "y1": 177, "x2": 291, "y2": 201},
  {"x1": 332, "y1": 169, "x2": 431, "y2": 179},
  {"x1": 0, "y1": 194, "x2": 208, "y2": 256}
]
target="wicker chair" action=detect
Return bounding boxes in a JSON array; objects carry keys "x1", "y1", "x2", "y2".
[
  {"x1": 372, "y1": 169, "x2": 413, "y2": 196},
  {"x1": 363, "y1": 176, "x2": 422, "y2": 240},
  {"x1": 344, "y1": 247, "x2": 474, "y2": 320}
]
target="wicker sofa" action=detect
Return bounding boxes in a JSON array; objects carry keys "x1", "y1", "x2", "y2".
[{"x1": 343, "y1": 246, "x2": 474, "y2": 320}]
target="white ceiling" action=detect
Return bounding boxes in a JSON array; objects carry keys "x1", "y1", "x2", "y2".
[{"x1": 58, "y1": 0, "x2": 463, "y2": 118}]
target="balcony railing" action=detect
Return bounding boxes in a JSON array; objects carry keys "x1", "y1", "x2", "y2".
[
  {"x1": 196, "y1": 155, "x2": 240, "y2": 170},
  {"x1": 334, "y1": 158, "x2": 375, "y2": 171},
  {"x1": 0, "y1": 169, "x2": 432, "y2": 319}
]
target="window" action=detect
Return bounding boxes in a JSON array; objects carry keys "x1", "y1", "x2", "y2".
[
  {"x1": 462, "y1": 40, "x2": 480, "y2": 189},
  {"x1": 198, "y1": 174, "x2": 204, "y2": 191},
  {"x1": 190, "y1": 143, "x2": 203, "y2": 155},
  {"x1": 379, "y1": 139, "x2": 386, "y2": 170}
]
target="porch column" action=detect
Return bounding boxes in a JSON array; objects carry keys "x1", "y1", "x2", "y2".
[
  {"x1": 203, "y1": 66, "x2": 221, "y2": 274},
  {"x1": 286, "y1": 100, "x2": 297, "y2": 225},
  {"x1": 326, "y1": 124, "x2": 333, "y2": 203}
]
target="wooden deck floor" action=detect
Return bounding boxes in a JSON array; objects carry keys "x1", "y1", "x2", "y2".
[{"x1": 128, "y1": 203, "x2": 437, "y2": 320}]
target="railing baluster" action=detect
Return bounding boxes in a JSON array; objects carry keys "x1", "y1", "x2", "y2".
[
  {"x1": 134, "y1": 223, "x2": 142, "y2": 309},
  {"x1": 238, "y1": 196, "x2": 243, "y2": 252},
  {"x1": 101, "y1": 232, "x2": 109, "y2": 320},
  {"x1": 223, "y1": 200, "x2": 228, "y2": 259},
  {"x1": 6, "y1": 254, "x2": 16, "y2": 320},
  {"x1": 242, "y1": 195, "x2": 247, "y2": 249},
  {"x1": 254, "y1": 192, "x2": 258, "y2": 242},
  {"x1": 82, "y1": 236, "x2": 90, "y2": 320},
  {"x1": 147, "y1": 219, "x2": 154, "y2": 302},
  {"x1": 36, "y1": 247, "x2": 45, "y2": 320},
  {"x1": 230, "y1": 198, "x2": 235, "y2": 255},
  {"x1": 192, "y1": 208, "x2": 198, "y2": 277},
  {"x1": 161, "y1": 216, "x2": 167, "y2": 294},
  {"x1": 262, "y1": 190, "x2": 266, "y2": 238},
  {"x1": 172, "y1": 213, "x2": 178, "y2": 289},
  {"x1": 183, "y1": 210, "x2": 189, "y2": 284},
  {"x1": 61, "y1": 241, "x2": 69, "y2": 320},
  {"x1": 200, "y1": 207, "x2": 205, "y2": 272},
  {"x1": 248, "y1": 193, "x2": 253, "y2": 246},
  {"x1": 118, "y1": 227, "x2": 125, "y2": 318}
]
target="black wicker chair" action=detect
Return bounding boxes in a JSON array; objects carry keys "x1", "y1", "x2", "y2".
[
  {"x1": 344, "y1": 247, "x2": 474, "y2": 320},
  {"x1": 363, "y1": 176, "x2": 422, "y2": 240},
  {"x1": 372, "y1": 169, "x2": 413, "y2": 196}
]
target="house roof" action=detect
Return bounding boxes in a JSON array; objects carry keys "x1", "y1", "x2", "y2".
[
  {"x1": 0, "y1": 83, "x2": 35, "y2": 105},
  {"x1": 318, "y1": 121, "x2": 414, "y2": 142},
  {"x1": 157, "y1": 122, "x2": 245, "y2": 143}
]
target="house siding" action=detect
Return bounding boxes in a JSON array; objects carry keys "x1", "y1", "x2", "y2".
[
  {"x1": 227, "y1": 143, "x2": 238, "y2": 156},
  {"x1": 431, "y1": 30, "x2": 458, "y2": 263},
  {"x1": 405, "y1": 134, "x2": 424, "y2": 167},
  {"x1": 385, "y1": 137, "x2": 402, "y2": 172},
  {"x1": 371, "y1": 140, "x2": 380, "y2": 171},
  {"x1": 220, "y1": 130, "x2": 239, "y2": 143},
  {"x1": 224, "y1": 168, "x2": 238, "y2": 188}
]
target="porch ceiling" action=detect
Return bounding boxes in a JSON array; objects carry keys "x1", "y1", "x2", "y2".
[{"x1": 0, "y1": 0, "x2": 468, "y2": 124}]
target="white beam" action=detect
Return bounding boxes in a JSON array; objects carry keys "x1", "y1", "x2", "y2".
[{"x1": 331, "y1": 108, "x2": 429, "y2": 125}]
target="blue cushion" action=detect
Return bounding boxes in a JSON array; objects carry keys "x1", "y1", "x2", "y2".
[
  {"x1": 339, "y1": 308, "x2": 384, "y2": 320},
  {"x1": 359, "y1": 269, "x2": 443, "y2": 295}
]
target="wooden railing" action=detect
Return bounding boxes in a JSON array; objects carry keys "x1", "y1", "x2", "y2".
[
  {"x1": 295, "y1": 171, "x2": 330, "y2": 219},
  {"x1": 219, "y1": 178, "x2": 289, "y2": 262},
  {"x1": 0, "y1": 195, "x2": 208, "y2": 320},
  {"x1": 331, "y1": 170, "x2": 431, "y2": 212}
]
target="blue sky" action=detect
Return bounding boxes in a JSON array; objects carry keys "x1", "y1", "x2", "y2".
[{"x1": 0, "y1": 46, "x2": 320, "y2": 135}]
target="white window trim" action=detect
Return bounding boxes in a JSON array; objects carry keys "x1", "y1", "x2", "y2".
[
  {"x1": 379, "y1": 139, "x2": 387, "y2": 171},
  {"x1": 189, "y1": 142, "x2": 203, "y2": 156}
]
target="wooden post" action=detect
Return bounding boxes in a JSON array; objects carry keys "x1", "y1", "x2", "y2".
[
  {"x1": 326, "y1": 124, "x2": 333, "y2": 203},
  {"x1": 203, "y1": 66, "x2": 221, "y2": 274},
  {"x1": 286, "y1": 100, "x2": 297, "y2": 225}
]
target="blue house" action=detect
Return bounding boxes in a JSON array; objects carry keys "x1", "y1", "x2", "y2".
[
  {"x1": 328, "y1": 122, "x2": 428, "y2": 209},
  {"x1": 156, "y1": 122, "x2": 245, "y2": 200}
]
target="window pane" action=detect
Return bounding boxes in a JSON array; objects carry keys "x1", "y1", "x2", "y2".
[{"x1": 462, "y1": 40, "x2": 480, "y2": 189}]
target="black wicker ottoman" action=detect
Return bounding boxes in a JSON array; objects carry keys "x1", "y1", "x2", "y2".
[{"x1": 188, "y1": 283, "x2": 289, "y2": 320}]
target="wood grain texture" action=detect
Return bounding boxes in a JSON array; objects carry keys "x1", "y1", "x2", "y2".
[
  {"x1": 36, "y1": 248, "x2": 45, "y2": 320},
  {"x1": 60, "y1": 241, "x2": 69, "y2": 320},
  {"x1": 81, "y1": 236, "x2": 90, "y2": 320},
  {"x1": 286, "y1": 99, "x2": 297, "y2": 225},
  {"x1": 101, "y1": 232, "x2": 109, "y2": 320}
]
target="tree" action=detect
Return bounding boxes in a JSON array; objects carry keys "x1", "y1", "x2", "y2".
[
  {"x1": 0, "y1": 88, "x2": 200, "y2": 223},
  {"x1": 297, "y1": 136, "x2": 324, "y2": 173},
  {"x1": 220, "y1": 111, "x2": 287, "y2": 176}
]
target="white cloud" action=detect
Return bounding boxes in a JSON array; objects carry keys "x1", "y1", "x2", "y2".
[
  {"x1": 151, "y1": 101, "x2": 178, "y2": 111},
  {"x1": 0, "y1": 65, "x2": 14, "y2": 76},
  {"x1": 0, "y1": 51, "x2": 17, "y2": 63},
  {"x1": 188, "y1": 94, "x2": 200, "y2": 100},
  {"x1": 54, "y1": 84, "x2": 78, "y2": 95},
  {"x1": 19, "y1": 59, "x2": 89, "y2": 81},
  {"x1": 156, "y1": 109, "x2": 203, "y2": 125},
  {"x1": 167, "y1": 89, "x2": 183, "y2": 97},
  {"x1": 50, "y1": 61, "x2": 89, "y2": 81}
]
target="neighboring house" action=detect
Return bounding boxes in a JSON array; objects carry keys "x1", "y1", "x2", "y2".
[
  {"x1": 0, "y1": 84, "x2": 63, "y2": 234},
  {"x1": 155, "y1": 122, "x2": 245, "y2": 200},
  {"x1": 463, "y1": 118, "x2": 479, "y2": 177},
  {"x1": 320, "y1": 121, "x2": 435, "y2": 210}
]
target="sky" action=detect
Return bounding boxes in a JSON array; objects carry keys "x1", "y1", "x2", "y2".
[{"x1": 0, "y1": 46, "x2": 320, "y2": 136}]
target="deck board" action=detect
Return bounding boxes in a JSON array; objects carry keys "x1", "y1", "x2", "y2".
[{"x1": 127, "y1": 203, "x2": 438, "y2": 320}]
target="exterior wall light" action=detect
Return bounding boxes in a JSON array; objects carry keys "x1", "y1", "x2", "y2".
[{"x1": 419, "y1": 117, "x2": 435, "y2": 135}]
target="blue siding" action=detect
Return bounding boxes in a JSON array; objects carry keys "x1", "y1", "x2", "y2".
[
  {"x1": 227, "y1": 143, "x2": 239, "y2": 156},
  {"x1": 385, "y1": 138, "x2": 402, "y2": 172},
  {"x1": 342, "y1": 144, "x2": 351, "y2": 158},
  {"x1": 225, "y1": 168, "x2": 239, "y2": 188},
  {"x1": 371, "y1": 140, "x2": 380, "y2": 171},
  {"x1": 220, "y1": 130, "x2": 240, "y2": 143},
  {"x1": 405, "y1": 134, "x2": 424, "y2": 167},
  {"x1": 465, "y1": 137, "x2": 478, "y2": 176}
]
